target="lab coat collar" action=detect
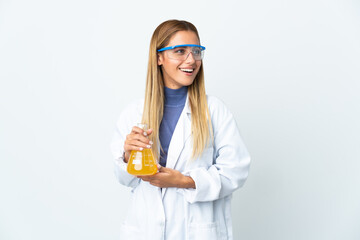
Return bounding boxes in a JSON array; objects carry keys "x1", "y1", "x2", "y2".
[{"x1": 184, "y1": 93, "x2": 191, "y2": 114}]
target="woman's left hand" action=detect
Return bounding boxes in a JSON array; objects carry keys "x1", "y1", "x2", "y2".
[{"x1": 137, "y1": 167, "x2": 195, "y2": 189}]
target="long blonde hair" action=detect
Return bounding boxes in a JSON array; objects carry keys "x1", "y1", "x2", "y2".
[{"x1": 142, "y1": 19, "x2": 213, "y2": 160}]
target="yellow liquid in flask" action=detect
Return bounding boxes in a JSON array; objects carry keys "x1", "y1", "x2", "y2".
[{"x1": 127, "y1": 148, "x2": 158, "y2": 175}]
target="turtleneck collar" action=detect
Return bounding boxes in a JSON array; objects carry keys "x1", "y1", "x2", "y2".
[{"x1": 164, "y1": 86, "x2": 188, "y2": 107}]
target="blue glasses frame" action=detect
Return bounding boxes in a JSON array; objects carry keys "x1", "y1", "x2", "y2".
[{"x1": 157, "y1": 44, "x2": 206, "y2": 52}]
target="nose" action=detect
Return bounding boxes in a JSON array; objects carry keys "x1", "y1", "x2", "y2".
[{"x1": 185, "y1": 51, "x2": 196, "y2": 63}]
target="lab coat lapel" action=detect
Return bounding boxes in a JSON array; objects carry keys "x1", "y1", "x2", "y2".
[
  {"x1": 166, "y1": 106, "x2": 191, "y2": 170},
  {"x1": 161, "y1": 95, "x2": 191, "y2": 198}
]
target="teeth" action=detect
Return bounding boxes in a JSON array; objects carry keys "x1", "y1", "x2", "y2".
[{"x1": 180, "y1": 68, "x2": 194, "y2": 73}]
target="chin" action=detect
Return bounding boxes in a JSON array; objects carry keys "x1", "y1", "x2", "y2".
[{"x1": 181, "y1": 79, "x2": 196, "y2": 87}]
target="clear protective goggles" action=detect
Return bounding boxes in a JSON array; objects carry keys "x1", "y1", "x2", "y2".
[{"x1": 157, "y1": 44, "x2": 206, "y2": 61}]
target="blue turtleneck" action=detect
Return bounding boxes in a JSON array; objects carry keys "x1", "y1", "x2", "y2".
[{"x1": 159, "y1": 86, "x2": 188, "y2": 167}]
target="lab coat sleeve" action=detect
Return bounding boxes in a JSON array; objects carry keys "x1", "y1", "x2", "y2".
[
  {"x1": 110, "y1": 104, "x2": 141, "y2": 189},
  {"x1": 178, "y1": 97, "x2": 251, "y2": 203}
]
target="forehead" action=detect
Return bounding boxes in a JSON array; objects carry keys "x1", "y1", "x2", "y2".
[{"x1": 167, "y1": 31, "x2": 200, "y2": 46}]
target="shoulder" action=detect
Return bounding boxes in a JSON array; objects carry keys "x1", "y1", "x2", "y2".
[
  {"x1": 205, "y1": 95, "x2": 237, "y2": 133},
  {"x1": 116, "y1": 98, "x2": 144, "y2": 128},
  {"x1": 206, "y1": 95, "x2": 233, "y2": 117},
  {"x1": 119, "y1": 98, "x2": 144, "y2": 116},
  {"x1": 206, "y1": 95, "x2": 226, "y2": 107}
]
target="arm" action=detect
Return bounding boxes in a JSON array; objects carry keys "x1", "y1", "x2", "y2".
[
  {"x1": 177, "y1": 98, "x2": 251, "y2": 203},
  {"x1": 138, "y1": 166, "x2": 195, "y2": 189},
  {"x1": 110, "y1": 101, "x2": 152, "y2": 188},
  {"x1": 111, "y1": 124, "x2": 141, "y2": 188},
  {"x1": 139, "y1": 98, "x2": 250, "y2": 201}
]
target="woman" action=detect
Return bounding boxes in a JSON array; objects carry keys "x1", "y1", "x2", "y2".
[{"x1": 111, "y1": 19, "x2": 250, "y2": 240}]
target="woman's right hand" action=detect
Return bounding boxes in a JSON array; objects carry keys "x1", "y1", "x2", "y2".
[{"x1": 123, "y1": 126, "x2": 153, "y2": 163}]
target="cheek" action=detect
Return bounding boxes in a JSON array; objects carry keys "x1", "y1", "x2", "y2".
[
  {"x1": 163, "y1": 59, "x2": 180, "y2": 70},
  {"x1": 196, "y1": 62, "x2": 202, "y2": 71},
  {"x1": 162, "y1": 62, "x2": 180, "y2": 77}
]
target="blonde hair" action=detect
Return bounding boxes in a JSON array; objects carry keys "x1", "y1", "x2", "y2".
[{"x1": 142, "y1": 19, "x2": 213, "y2": 160}]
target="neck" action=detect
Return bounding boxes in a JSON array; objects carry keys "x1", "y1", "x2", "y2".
[{"x1": 164, "y1": 86, "x2": 188, "y2": 107}]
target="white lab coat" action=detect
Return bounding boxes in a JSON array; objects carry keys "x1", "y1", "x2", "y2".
[{"x1": 111, "y1": 95, "x2": 250, "y2": 240}]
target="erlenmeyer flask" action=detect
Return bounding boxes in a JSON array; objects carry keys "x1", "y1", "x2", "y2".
[{"x1": 127, "y1": 123, "x2": 158, "y2": 176}]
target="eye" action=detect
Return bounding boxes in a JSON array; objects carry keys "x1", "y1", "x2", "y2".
[
  {"x1": 192, "y1": 48, "x2": 201, "y2": 55},
  {"x1": 173, "y1": 48, "x2": 186, "y2": 54}
]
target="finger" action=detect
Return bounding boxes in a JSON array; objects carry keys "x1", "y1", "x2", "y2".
[
  {"x1": 150, "y1": 180, "x2": 161, "y2": 186},
  {"x1": 126, "y1": 139, "x2": 152, "y2": 150},
  {"x1": 127, "y1": 133, "x2": 152, "y2": 145},
  {"x1": 137, "y1": 176, "x2": 150, "y2": 181},
  {"x1": 131, "y1": 127, "x2": 153, "y2": 137},
  {"x1": 125, "y1": 133, "x2": 153, "y2": 147},
  {"x1": 124, "y1": 144, "x2": 145, "y2": 152},
  {"x1": 144, "y1": 129, "x2": 153, "y2": 137},
  {"x1": 131, "y1": 126, "x2": 145, "y2": 135},
  {"x1": 159, "y1": 167, "x2": 170, "y2": 173}
]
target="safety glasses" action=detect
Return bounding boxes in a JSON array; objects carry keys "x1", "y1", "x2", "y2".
[{"x1": 157, "y1": 44, "x2": 206, "y2": 61}]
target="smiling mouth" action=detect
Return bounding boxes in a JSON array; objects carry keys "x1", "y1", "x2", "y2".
[{"x1": 179, "y1": 68, "x2": 194, "y2": 73}]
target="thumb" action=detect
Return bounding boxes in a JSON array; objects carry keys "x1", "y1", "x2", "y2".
[{"x1": 159, "y1": 166, "x2": 170, "y2": 172}]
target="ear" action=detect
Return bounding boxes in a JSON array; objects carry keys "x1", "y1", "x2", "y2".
[{"x1": 157, "y1": 53, "x2": 163, "y2": 66}]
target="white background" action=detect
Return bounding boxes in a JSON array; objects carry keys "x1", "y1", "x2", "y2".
[{"x1": 1, "y1": 0, "x2": 359, "y2": 239}]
